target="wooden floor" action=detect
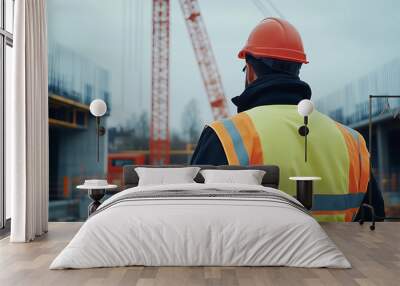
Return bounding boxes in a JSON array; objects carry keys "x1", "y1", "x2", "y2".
[{"x1": 0, "y1": 222, "x2": 399, "y2": 286}]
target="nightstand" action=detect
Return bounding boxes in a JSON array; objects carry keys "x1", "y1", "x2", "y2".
[
  {"x1": 289, "y1": 177, "x2": 321, "y2": 210},
  {"x1": 77, "y1": 183, "x2": 118, "y2": 216}
]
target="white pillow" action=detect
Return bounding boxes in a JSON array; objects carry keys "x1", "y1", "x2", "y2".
[
  {"x1": 200, "y1": 169, "x2": 266, "y2": 185},
  {"x1": 135, "y1": 167, "x2": 200, "y2": 186}
]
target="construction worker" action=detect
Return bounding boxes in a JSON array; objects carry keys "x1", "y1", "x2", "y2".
[{"x1": 191, "y1": 17, "x2": 382, "y2": 222}]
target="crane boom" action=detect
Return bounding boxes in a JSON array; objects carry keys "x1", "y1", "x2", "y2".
[
  {"x1": 178, "y1": 0, "x2": 229, "y2": 120},
  {"x1": 150, "y1": 0, "x2": 170, "y2": 164}
]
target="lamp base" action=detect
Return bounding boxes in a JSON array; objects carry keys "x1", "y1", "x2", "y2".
[
  {"x1": 298, "y1": 125, "x2": 309, "y2": 136},
  {"x1": 98, "y1": 126, "x2": 106, "y2": 136}
]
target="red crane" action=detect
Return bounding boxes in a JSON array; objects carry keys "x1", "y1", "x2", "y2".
[
  {"x1": 150, "y1": 0, "x2": 171, "y2": 164},
  {"x1": 179, "y1": 0, "x2": 229, "y2": 120},
  {"x1": 150, "y1": 0, "x2": 229, "y2": 164}
]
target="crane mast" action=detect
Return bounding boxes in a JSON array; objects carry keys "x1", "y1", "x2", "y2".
[
  {"x1": 179, "y1": 0, "x2": 229, "y2": 120},
  {"x1": 150, "y1": 0, "x2": 229, "y2": 164},
  {"x1": 150, "y1": 0, "x2": 170, "y2": 164}
]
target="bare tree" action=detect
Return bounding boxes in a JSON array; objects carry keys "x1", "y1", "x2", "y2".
[
  {"x1": 182, "y1": 98, "x2": 202, "y2": 144},
  {"x1": 108, "y1": 111, "x2": 149, "y2": 152}
]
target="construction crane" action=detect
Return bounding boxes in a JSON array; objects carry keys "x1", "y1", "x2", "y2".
[
  {"x1": 150, "y1": 0, "x2": 229, "y2": 164},
  {"x1": 150, "y1": 0, "x2": 171, "y2": 164},
  {"x1": 179, "y1": 0, "x2": 229, "y2": 120}
]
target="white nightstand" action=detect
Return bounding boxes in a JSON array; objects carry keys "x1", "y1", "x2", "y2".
[{"x1": 77, "y1": 183, "x2": 118, "y2": 216}]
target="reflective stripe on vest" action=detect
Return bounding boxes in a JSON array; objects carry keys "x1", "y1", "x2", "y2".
[
  {"x1": 209, "y1": 105, "x2": 370, "y2": 222},
  {"x1": 336, "y1": 123, "x2": 370, "y2": 195},
  {"x1": 210, "y1": 113, "x2": 263, "y2": 165}
]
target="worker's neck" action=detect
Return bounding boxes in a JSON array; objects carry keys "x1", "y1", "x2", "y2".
[{"x1": 232, "y1": 73, "x2": 312, "y2": 113}]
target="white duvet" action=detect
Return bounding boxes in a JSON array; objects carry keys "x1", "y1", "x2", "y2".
[{"x1": 50, "y1": 183, "x2": 351, "y2": 269}]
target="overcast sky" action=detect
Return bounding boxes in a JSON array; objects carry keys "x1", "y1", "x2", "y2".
[{"x1": 47, "y1": 0, "x2": 400, "y2": 130}]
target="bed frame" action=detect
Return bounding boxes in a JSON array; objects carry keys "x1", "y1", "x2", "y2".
[{"x1": 122, "y1": 165, "x2": 280, "y2": 189}]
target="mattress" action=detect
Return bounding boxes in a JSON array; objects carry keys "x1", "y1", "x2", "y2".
[{"x1": 50, "y1": 183, "x2": 351, "y2": 269}]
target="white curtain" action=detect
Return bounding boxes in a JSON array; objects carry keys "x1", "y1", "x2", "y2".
[{"x1": 9, "y1": 0, "x2": 49, "y2": 242}]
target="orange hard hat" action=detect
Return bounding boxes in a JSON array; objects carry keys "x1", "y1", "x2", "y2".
[{"x1": 238, "y1": 18, "x2": 308, "y2": 64}]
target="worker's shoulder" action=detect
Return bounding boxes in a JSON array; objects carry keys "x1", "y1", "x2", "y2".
[
  {"x1": 328, "y1": 117, "x2": 366, "y2": 142},
  {"x1": 208, "y1": 112, "x2": 249, "y2": 127}
]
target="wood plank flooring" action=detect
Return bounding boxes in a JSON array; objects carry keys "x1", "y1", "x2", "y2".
[{"x1": 0, "y1": 222, "x2": 399, "y2": 286}]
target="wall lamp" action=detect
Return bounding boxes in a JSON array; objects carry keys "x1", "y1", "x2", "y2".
[
  {"x1": 89, "y1": 99, "x2": 107, "y2": 162},
  {"x1": 297, "y1": 99, "x2": 314, "y2": 162}
]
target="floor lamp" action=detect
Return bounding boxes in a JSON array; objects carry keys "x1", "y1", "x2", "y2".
[{"x1": 358, "y1": 94, "x2": 400, "y2": 230}]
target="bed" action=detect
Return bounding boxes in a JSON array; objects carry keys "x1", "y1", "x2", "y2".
[{"x1": 50, "y1": 165, "x2": 350, "y2": 269}]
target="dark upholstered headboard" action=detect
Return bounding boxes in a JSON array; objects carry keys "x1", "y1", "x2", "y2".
[{"x1": 122, "y1": 165, "x2": 280, "y2": 189}]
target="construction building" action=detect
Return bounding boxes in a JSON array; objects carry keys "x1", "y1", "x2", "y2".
[{"x1": 48, "y1": 44, "x2": 110, "y2": 220}]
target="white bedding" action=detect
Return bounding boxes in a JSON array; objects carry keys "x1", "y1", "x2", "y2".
[{"x1": 50, "y1": 183, "x2": 351, "y2": 269}]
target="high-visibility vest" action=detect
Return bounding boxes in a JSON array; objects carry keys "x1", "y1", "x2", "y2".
[{"x1": 209, "y1": 105, "x2": 370, "y2": 222}]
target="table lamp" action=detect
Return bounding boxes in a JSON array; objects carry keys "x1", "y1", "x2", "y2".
[
  {"x1": 297, "y1": 99, "x2": 314, "y2": 162},
  {"x1": 89, "y1": 99, "x2": 107, "y2": 162}
]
